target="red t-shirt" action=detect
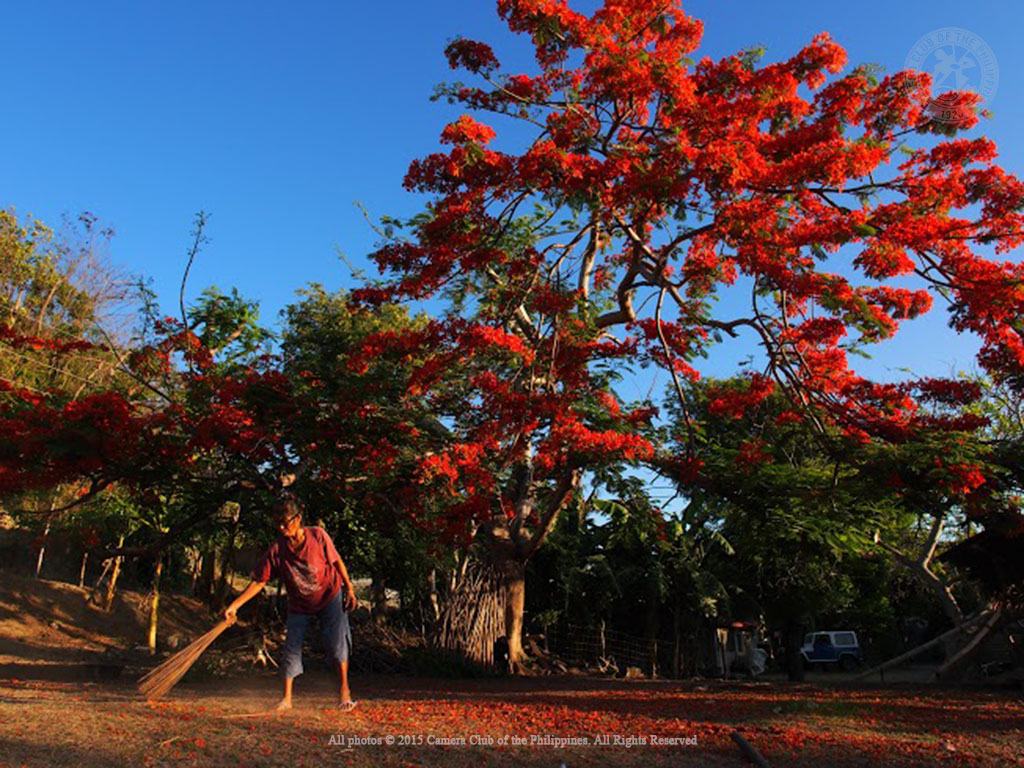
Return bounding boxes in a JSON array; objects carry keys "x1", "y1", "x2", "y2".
[{"x1": 252, "y1": 526, "x2": 343, "y2": 615}]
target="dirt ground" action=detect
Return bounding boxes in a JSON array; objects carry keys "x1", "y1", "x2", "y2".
[
  {"x1": 1, "y1": 572, "x2": 1022, "y2": 767},
  {"x1": 2, "y1": 672, "x2": 1023, "y2": 767},
  {"x1": 0, "y1": 571, "x2": 213, "y2": 675}
]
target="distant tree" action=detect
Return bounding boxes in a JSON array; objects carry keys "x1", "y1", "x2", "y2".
[
  {"x1": 278, "y1": 285, "x2": 444, "y2": 619},
  {"x1": 659, "y1": 372, "x2": 1019, "y2": 676},
  {"x1": 0, "y1": 209, "x2": 140, "y2": 576},
  {"x1": 0, "y1": 209, "x2": 134, "y2": 395}
]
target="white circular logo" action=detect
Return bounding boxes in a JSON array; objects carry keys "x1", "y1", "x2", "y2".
[{"x1": 905, "y1": 27, "x2": 998, "y2": 125}]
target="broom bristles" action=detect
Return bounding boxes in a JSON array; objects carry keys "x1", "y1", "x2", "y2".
[{"x1": 138, "y1": 620, "x2": 231, "y2": 699}]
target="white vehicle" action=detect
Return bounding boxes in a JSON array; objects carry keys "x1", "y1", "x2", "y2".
[{"x1": 800, "y1": 630, "x2": 863, "y2": 671}]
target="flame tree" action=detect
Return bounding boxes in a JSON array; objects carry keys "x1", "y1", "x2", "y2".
[
  {"x1": 2, "y1": 0, "x2": 1024, "y2": 666},
  {"x1": 349, "y1": 0, "x2": 1024, "y2": 663}
]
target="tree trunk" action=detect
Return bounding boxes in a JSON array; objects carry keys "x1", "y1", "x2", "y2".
[
  {"x1": 875, "y1": 521, "x2": 964, "y2": 658},
  {"x1": 103, "y1": 534, "x2": 125, "y2": 611},
  {"x1": 214, "y1": 531, "x2": 236, "y2": 611},
  {"x1": 91, "y1": 558, "x2": 112, "y2": 604},
  {"x1": 78, "y1": 551, "x2": 89, "y2": 589},
  {"x1": 854, "y1": 609, "x2": 995, "y2": 681},
  {"x1": 935, "y1": 607, "x2": 1004, "y2": 681},
  {"x1": 199, "y1": 544, "x2": 217, "y2": 602},
  {"x1": 213, "y1": 557, "x2": 231, "y2": 610},
  {"x1": 371, "y1": 575, "x2": 388, "y2": 625},
  {"x1": 672, "y1": 594, "x2": 682, "y2": 678},
  {"x1": 148, "y1": 555, "x2": 163, "y2": 654},
  {"x1": 189, "y1": 549, "x2": 202, "y2": 596},
  {"x1": 428, "y1": 568, "x2": 440, "y2": 622},
  {"x1": 35, "y1": 514, "x2": 54, "y2": 578},
  {"x1": 645, "y1": 578, "x2": 660, "y2": 677},
  {"x1": 503, "y1": 558, "x2": 526, "y2": 669},
  {"x1": 876, "y1": 520, "x2": 964, "y2": 629},
  {"x1": 784, "y1": 624, "x2": 806, "y2": 682},
  {"x1": 449, "y1": 553, "x2": 460, "y2": 593},
  {"x1": 480, "y1": 461, "x2": 578, "y2": 673}
]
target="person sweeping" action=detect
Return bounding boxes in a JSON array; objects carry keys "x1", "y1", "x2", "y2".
[{"x1": 224, "y1": 497, "x2": 358, "y2": 711}]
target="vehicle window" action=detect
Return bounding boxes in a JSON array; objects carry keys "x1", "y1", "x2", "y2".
[
  {"x1": 814, "y1": 634, "x2": 831, "y2": 646},
  {"x1": 834, "y1": 632, "x2": 855, "y2": 646},
  {"x1": 804, "y1": 634, "x2": 813, "y2": 645}
]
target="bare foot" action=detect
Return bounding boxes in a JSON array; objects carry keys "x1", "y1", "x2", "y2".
[{"x1": 271, "y1": 698, "x2": 293, "y2": 713}]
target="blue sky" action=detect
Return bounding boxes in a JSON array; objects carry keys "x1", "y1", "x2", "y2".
[{"x1": 4, "y1": 0, "x2": 1023, "y2": 391}]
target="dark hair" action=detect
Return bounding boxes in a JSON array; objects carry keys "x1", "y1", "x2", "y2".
[{"x1": 273, "y1": 495, "x2": 304, "y2": 523}]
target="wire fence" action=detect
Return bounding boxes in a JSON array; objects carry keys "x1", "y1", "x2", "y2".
[{"x1": 546, "y1": 622, "x2": 657, "y2": 674}]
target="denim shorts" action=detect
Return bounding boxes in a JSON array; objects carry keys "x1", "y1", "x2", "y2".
[{"x1": 280, "y1": 590, "x2": 351, "y2": 679}]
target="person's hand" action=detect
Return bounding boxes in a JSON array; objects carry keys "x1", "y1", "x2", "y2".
[
  {"x1": 344, "y1": 585, "x2": 357, "y2": 612},
  {"x1": 224, "y1": 605, "x2": 238, "y2": 625}
]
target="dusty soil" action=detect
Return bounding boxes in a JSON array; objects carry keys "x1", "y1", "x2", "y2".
[
  {"x1": 1, "y1": 673, "x2": 1023, "y2": 767},
  {"x1": 0, "y1": 571, "x2": 215, "y2": 680},
  {"x1": 0, "y1": 571, "x2": 1022, "y2": 767}
]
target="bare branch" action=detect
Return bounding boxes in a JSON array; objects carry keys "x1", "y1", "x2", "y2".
[
  {"x1": 521, "y1": 466, "x2": 582, "y2": 560},
  {"x1": 179, "y1": 212, "x2": 209, "y2": 376},
  {"x1": 655, "y1": 286, "x2": 695, "y2": 452}
]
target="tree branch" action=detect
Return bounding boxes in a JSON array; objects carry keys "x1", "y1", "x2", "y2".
[{"x1": 521, "y1": 466, "x2": 581, "y2": 561}]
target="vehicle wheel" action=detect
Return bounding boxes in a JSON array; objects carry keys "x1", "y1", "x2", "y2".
[{"x1": 839, "y1": 655, "x2": 859, "y2": 672}]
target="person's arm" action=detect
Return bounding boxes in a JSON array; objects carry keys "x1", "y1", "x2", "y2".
[
  {"x1": 225, "y1": 545, "x2": 275, "y2": 624},
  {"x1": 224, "y1": 579, "x2": 266, "y2": 624},
  {"x1": 334, "y1": 559, "x2": 357, "y2": 612}
]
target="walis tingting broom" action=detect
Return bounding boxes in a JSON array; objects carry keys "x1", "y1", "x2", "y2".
[{"x1": 138, "y1": 620, "x2": 232, "y2": 699}]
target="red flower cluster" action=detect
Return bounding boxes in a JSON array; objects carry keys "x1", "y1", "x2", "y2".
[
  {"x1": 444, "y1": 38, "x2": 500, "y2": 73},
  {"x1": 707, "y1": 375, "x2": 774, "y2": 420},
  {"x1": 341, "y1": 0, "x2": 1024, "y2": 548},
  {"x1": 440, "y1": 115, "x2": 497, "y2": 146},
  {"x1": 734, "y1": 438, "x2": 772, "y2": 471},
  {"x1": 934, "y1": 458, "x2": 988, "y2": 499},
  {"x1": 0, "y1": 325, "x2": 103, "y2": 354},
  {"x1": 5, "y1": 1, "x2": 1023, "y2": 565}
]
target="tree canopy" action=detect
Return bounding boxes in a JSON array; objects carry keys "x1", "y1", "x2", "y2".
[{"x1": 1, "y1": 0, "x2": 1023, "y2": 666}]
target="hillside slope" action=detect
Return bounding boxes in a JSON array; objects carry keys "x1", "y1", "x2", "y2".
[{"x1": 0, "y1": 570, "x2": 216, "y2": 676}]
